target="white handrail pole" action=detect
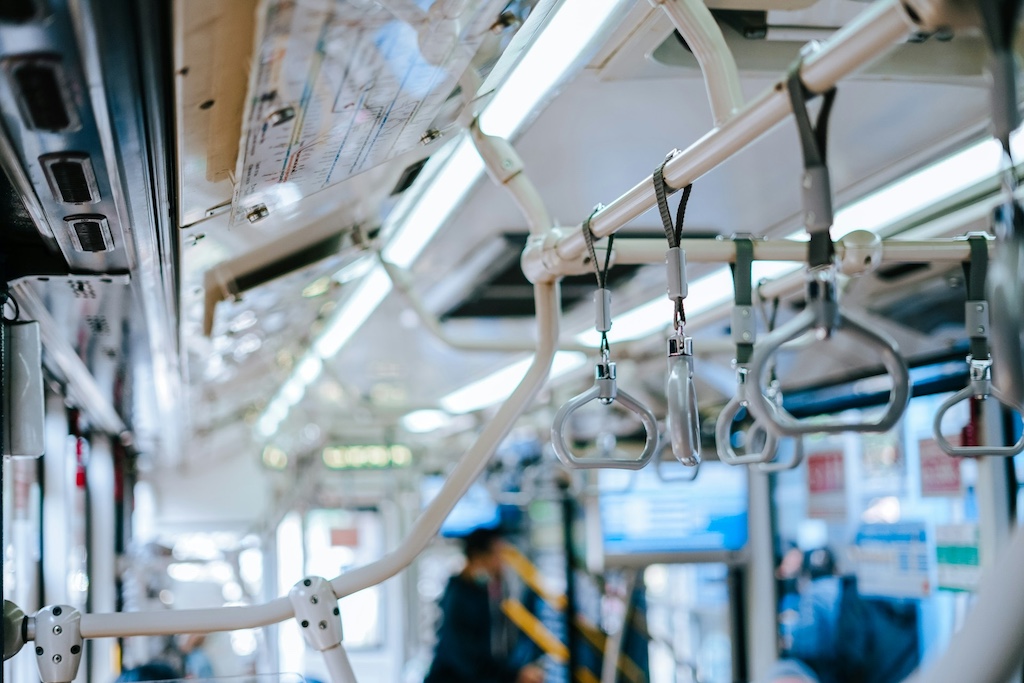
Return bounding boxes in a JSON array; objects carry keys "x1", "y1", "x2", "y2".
[
  {"x1": 650, "y1": 0, "x2": 744, "y2": 125},
  {"x1": 332, "y1": 281, "x2": 559, "y2": 598}
]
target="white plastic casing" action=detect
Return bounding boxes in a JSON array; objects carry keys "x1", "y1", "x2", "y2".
[
  {"x1": 288, "y1": 577, "x2": 344, "y2": 651},
  {"x1": 33, "y1": 606, "x2": 83, "y2": 683}
]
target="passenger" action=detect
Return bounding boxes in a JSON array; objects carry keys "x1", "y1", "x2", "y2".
[
  {"x1": 780, "y1": 548, "x2": 846, "y2": 683},
  {"x1": 424, "y1": 528, "x2": 544, "y2": 683},
  {"x1": 761, "y1": 659, "x2": 820, "y2": 683}
]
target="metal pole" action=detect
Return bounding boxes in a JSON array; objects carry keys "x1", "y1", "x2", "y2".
[
  {"x1": 561, "y1": 491, "x2": 577, "y2": 682},
  {"x1": 744, "y1": 471, "x2": 777, "y2": 680},
  {"x1": 86, "y1": 434, "x2": 116, "y2": 683}
]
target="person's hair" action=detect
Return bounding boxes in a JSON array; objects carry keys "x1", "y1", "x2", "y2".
[
  {"x1": 803, "y1": 547, "x2": 837, "y2": 579},
  {"x1": 462, "y1": 527, "x2": 502, "y2": 560}
]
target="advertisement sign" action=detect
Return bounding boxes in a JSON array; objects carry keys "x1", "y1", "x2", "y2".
[
  {"x1": 919, "y1": 439, "x2": 962, "y2": 497},
  {"x1": 807, "y1": 451, "x2": 847, "y2": 520},
  {"x1": 852, "y1": 522, "x2": 936, "y2": 599},
  {"x1": 935, "y1": 523, "x2": 980, "y2": 592}
]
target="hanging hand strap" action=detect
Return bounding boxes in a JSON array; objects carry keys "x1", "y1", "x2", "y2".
[
  {"x1": 786, "y1": 61, "x2": 837, "y2": 269},
  {"x1": 933, "y1": 235, "x2": 1024, "y2": 457},
  {"x1": 582, "y1": 207, "x2": 615, "y2": 358},
  {"x1": 963, "y1": 235, "x2": 991, "y2": 362},
  {"x1": 730, "y1": 238, "x2": 755, "y2": 365},
  {"x1": 654, "y1": 154, "x2": 693, "y2": 330}
]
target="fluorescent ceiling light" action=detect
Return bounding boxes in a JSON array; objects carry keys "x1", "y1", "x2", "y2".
[
  {"x1": 400, "y1": 409, "x2": 453, "y2": 434},
  {"x1": 832, "y1": 134, "x2": 1019, "y2": 237},
  {"x1": 480, "y1": 0, "x2": 625, "y2": 138},
  {"x1": 381, "y1": 137, "x2": 483, "y2": 269},
  {"x1": 441, "y1": 351, "x2": 588, "y2": 414},
  {"x1": 313, "y1": 266, "x2": 393, "y2": 358}
]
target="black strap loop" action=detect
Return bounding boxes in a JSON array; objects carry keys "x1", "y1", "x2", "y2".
[
  {"x1": 730, "y1": 238, "x2": 755, "y2": 364},
  {"x1": 963, "y1": 236, "x2": 990, "y2": 361},
  {"x1": 654, "y1": 157, "x2": 693, "y2": 330},
  {"x1": 582, "y1": 207, "x2": 614, "y2": 290},
  {"x1": 786, "y1": 57, "x2": 838, "y2": 269},
  {"x1": 653, "y1": 157, "x2": 692, "y2": 249}
]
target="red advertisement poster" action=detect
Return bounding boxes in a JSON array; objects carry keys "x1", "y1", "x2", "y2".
[
  {"x1": 919, "y1": 439, "x2": 962, "y2": 497},
  {"x1": 807, "y1": 451, "x2": 847, "y2": 520}
]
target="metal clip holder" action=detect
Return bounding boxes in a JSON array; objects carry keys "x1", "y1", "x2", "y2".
[
  {"x1": 933, "y1": 235, "x2": 1024, "y2": 457},
  {"x1": 655, "y1": 154, "x2": 701, "y2": 466},
  {"x1": 716, "y1": 237, "x2": 779, "y2": 465},
  {"x1": 746, "y1": 54, "x2": 910, "y2": 436},
  {"x1": 552, "y1": 213, "x2": 659, "y2": 470}
]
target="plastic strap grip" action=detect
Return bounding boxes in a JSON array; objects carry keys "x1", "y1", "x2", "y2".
[
  {"x1": 666, "y1": 247, "x2": 687, "y2": 301},
  {"x1": 666, "y1": 351, "x2": 700, "y2": 467}
]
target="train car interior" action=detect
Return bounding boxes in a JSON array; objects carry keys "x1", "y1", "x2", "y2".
[{"x1": 2, "y1": 0, "x2": 1024, "y2": 682}]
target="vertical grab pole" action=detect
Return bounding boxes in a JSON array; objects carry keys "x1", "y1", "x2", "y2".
[{"x1": 561, "y1": 491, "x2": 577, "y2": 682}]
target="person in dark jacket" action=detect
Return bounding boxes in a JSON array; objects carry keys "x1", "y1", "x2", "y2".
[{"x1": 424, "y1": 528, "x2": 544, "y2": 683}]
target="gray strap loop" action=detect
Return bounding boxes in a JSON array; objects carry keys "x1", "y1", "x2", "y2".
[
  {"x1": 786, "y1": 56, "x2": 837, "y2": 268},
  {"x1": 730, "y1": 238, "x2": 755, "y2": 365},
  {"x1": 963, "y1": 235, "x2": 991, "y2": 361}
]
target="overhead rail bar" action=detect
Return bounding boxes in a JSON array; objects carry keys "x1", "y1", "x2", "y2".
[
  {"x1": 552, "y1": 212, "x2": 660, "y2": 470},
  {"x1": 933, "y1": 234, "x2": 1024, "y2": 456},
  {"x1": 745, "y1": 56, "x2": 911, "y2": 436},
  {"x1": 654, "y1": 158, "x2": 701, "y2": 467},
  {"x1": 608, "y1": 234, "x2": 988, "y2": 269},
  {"x1": 649, "y1": 0, "x2": 744, "y2": 125},
  {"x1": 716, "y1": 237, "x2": 779, "y2": 465},
  {"x1": 522, "y1": 0, "x2": 962, "y2": 284}
]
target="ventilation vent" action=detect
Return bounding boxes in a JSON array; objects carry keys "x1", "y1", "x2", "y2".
[
  {"x1": 41, "y1": 153, "x2": 99, "y2": 204},
  {"x1": 85, "y1": 315, "x2": 110, "y2": 335},
  {"x1": 64, "y1": 214, "x2": 113, "y2": 253},
  {"x1": 0, "y1": 0, "x2": 41, "y2": 23},
  {"x1": 391, "y1": 157, "x2": 429, "y2": 195},
  {"x1": 4, "y1": 54, "x2": 79, "y2": 133},
  {"x1": 68, "y1": 280, "x2": 97, "y2": 299}
]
